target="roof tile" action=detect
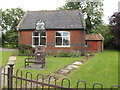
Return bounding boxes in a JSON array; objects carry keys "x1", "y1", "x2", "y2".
[
  {"x1": 17, "y1": 10, "x2": 86, "y2": 30},
  {"x1": 85, "y1": 34, "x2": 104, "y2": 40}
]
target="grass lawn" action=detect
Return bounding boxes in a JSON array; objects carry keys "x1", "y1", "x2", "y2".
[
  {"x1": 57, "y1": 49, "x2": 118, "y2": 88},
  {"x1": 15, "y1": 56, "x2": 83, "y2": 79},
  {"x1": 14, "y1": 49, "x2": 118, "y2": 88},
  {"x1": 0, "y1": 51, "x2": 17, "y2": 67}
]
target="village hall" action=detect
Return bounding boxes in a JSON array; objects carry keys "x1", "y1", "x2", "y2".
[{"x1": 17, "y1": 10, "x2": 104, "y2": 55}]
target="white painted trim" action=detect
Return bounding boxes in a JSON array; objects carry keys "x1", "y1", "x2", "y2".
[
  {"x1": 55, "y1": 31, "x2": 71, "y2": 47},
  {"x1": 32, "y1": 32, "x2": 47, "y2": 47}
]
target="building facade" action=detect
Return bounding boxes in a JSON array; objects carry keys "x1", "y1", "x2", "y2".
[{"x1": 17, "y1": 10, "x2": 103, "y2": 54}]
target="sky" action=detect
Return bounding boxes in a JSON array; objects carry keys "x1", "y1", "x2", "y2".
[{"x1": 0, "y1": 0, "x2": 120, "y2": 24}]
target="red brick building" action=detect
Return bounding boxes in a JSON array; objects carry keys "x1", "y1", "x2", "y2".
[
  {"x1": 17, "y1": 10, "x2": 104, "y2": 54},
  {"x1": 85, "y1": 34, "x2": 104, "y2": 52}
]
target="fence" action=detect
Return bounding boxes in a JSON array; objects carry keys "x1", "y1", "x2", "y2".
[{"x1": 1, "y1": 64, "x2": 120, "y2": 90}]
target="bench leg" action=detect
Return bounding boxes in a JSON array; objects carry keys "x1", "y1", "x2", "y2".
[
  {"x1": 25, "y1": 62, "x2": 26, "y2": 67},
  {"x1": 41, "y1": 63, "x2": 43, "y2": 68},
  {"x1": 42, "y1": 63, "x2": 45, "y2": 68},
  {"x1": 44, "y1": 63, "x2": 45, "y2": 67},
  {"x1": 25, "y1": 62, "x2": 29, "y2": 68}
]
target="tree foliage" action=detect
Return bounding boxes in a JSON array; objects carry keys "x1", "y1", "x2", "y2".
[
  {"x1": 57, "y1": 2, "x2": 103, "y2": 34},
  {"x1": 93, "y1": 25, "x2": 113, "y2": 48},
  {"x1": 2, "y1": 8, "x2": 24, "y2": 31},
  {"x1": 109, "y1": 12, "x2": 120, "y2": 49},
  {"x1": 2, "y1": 8, "x2": 25, "y2": 47}
]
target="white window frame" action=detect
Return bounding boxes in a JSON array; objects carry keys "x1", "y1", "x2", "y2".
[
  {"x1": 55, "y1": 31, "x2": 70, "y2": 47},
  {"x1": 32, "y1": 32, "x2": 46, "y2": 47}
]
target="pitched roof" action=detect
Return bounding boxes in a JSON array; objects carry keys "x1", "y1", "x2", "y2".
[
  {"x1": 85, "y1": 34, "x2": 104, "y2": 41},
  {"x1": 17, "y1": 10, "x2": 86, "y2": 30}
]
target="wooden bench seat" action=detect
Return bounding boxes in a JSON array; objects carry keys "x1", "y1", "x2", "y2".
[{"x1": 24, "y1": 52, "x2": 46, "y2": 68}]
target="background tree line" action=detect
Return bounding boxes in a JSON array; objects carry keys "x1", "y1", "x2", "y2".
[
  {"x1": 1, "y1": 1, "x2": 119, "y2": 49},
  {"x1": 57, "y1": 1, "x2": 119, "y2": 49},
  {"x1": 1, "y1": 8, "x2": 24, "y2": 48}
]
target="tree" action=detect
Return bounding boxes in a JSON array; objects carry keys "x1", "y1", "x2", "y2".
[
  {"x1": 1, "y1": 8, "x2": 25, "y2": 47},
  {"x1": 2, "y1": 8, "x2": 24, "y2": 31},
  {"x1": 4, "y1": 30, "x2": 18, "y2": 47},
  {"x1": 57, "y1": 2, "x2": 103, "y2": 34},
  {"x1": 93, "y1": 25, "x2": 114, "y2": 48},
  {"x1": 109, "y1": 12, "x2": 120, "y2": 49}
]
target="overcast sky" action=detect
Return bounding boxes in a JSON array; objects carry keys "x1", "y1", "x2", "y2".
[{"x1": 0, "y1": 0, "x2": 120, "y2": 24}]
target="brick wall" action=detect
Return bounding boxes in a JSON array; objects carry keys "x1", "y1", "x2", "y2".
[
  {"x1": 18, "y1": 29, "x2": 85, "y2": 54},
  {"x1": 85, "y1": 40, "x2": 103, "y2": 52},
  {"x1": 18, "y1": 30, "x2": 103, "y2": 54},
  {"x1": 18, "y1": 30, "x2": 34, "y2": 45},
  {"x1": 46, "y1": 30, "x2": 85, "y2": 54}
]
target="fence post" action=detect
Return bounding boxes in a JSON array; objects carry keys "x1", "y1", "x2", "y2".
[{"x1": 8, "y1": 64, "x2": 14, "y2": 90}]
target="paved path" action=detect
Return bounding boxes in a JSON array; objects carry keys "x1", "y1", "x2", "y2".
[
  {"x1": 0, "y1": 47, "x2": 18, "y2": 51},
  {"x1": 54, "y1": 55, "x2": 94, "y2": 76}
]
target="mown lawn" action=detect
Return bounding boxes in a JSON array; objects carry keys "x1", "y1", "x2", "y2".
[
  {"x1": 57, "y1": 49, "x2": 118, "y2": 88},
  {"x1": 15, "y1": 56, "x2": 83, "y2": 79},
  {"x1": 14, "y1": 49, "x2": 119, "y2": 88},
  {"x1": 0, "y1": 51, "x2": 17, "y2": 67}
]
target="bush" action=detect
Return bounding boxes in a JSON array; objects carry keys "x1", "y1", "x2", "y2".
[
  {"x1": 18, "y1": 44, "x2": 32, "y2": 56},
  {"x1": 45, "y1": 52, "x2": 52, "y2": 56},
  {"x1": 56, "y1": 51, "x2": 81, "y2": 57}
]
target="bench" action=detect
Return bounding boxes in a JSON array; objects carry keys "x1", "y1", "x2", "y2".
[{"x1": 25, "y1": 52, "x2": 46, "y2": 68}]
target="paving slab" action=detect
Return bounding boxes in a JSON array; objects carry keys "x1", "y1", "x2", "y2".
[
  {"x1": 65, "y1": 65, "x2": 79, "y2": 70},
  {"x1": 60, "y1": 69, "x2": 70, "y2": 74},
  {"x1": 73, "y1": 61, "x2": 83, "y2": 65}
]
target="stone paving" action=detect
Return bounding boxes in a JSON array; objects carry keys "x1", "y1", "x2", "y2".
[{"x1": 54, "y1": 55, "x2": 94, "y2": 76}]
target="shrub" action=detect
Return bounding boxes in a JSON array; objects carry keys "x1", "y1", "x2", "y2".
[
  {"x1": 70, "y1": 51, "x2": 81, "y2": 57},
  {"x1": 56, "y1": 51, "x2": 81, "y2": 57},
  {"x1": 45, "y1": 52, "x2": 52, "y2": 56},
  {"x1": 18, "y1": 44, "x2": 32, "y2": 56}
]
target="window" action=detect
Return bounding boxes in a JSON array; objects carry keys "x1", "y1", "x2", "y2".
[
  {"x1": 55, "y1": 31, "x2": 70, "y2": 47},
  {"x1": 32, "y1": 32, "x2": 46, "y2": 46}
]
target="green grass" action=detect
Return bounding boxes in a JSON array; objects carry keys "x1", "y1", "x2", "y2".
[
  {"x1": 58, "y1": 49, "x2": 118, "y2": 88},
  {"x1": 0, "y1": 51, "x2": 18, "y2": 67},
  {"x1": 15, "y1": 56, "x2": 83, "y2": 79},
  {"x1": 13, "y1": 49, "x2": 119, "y2": 88}
]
